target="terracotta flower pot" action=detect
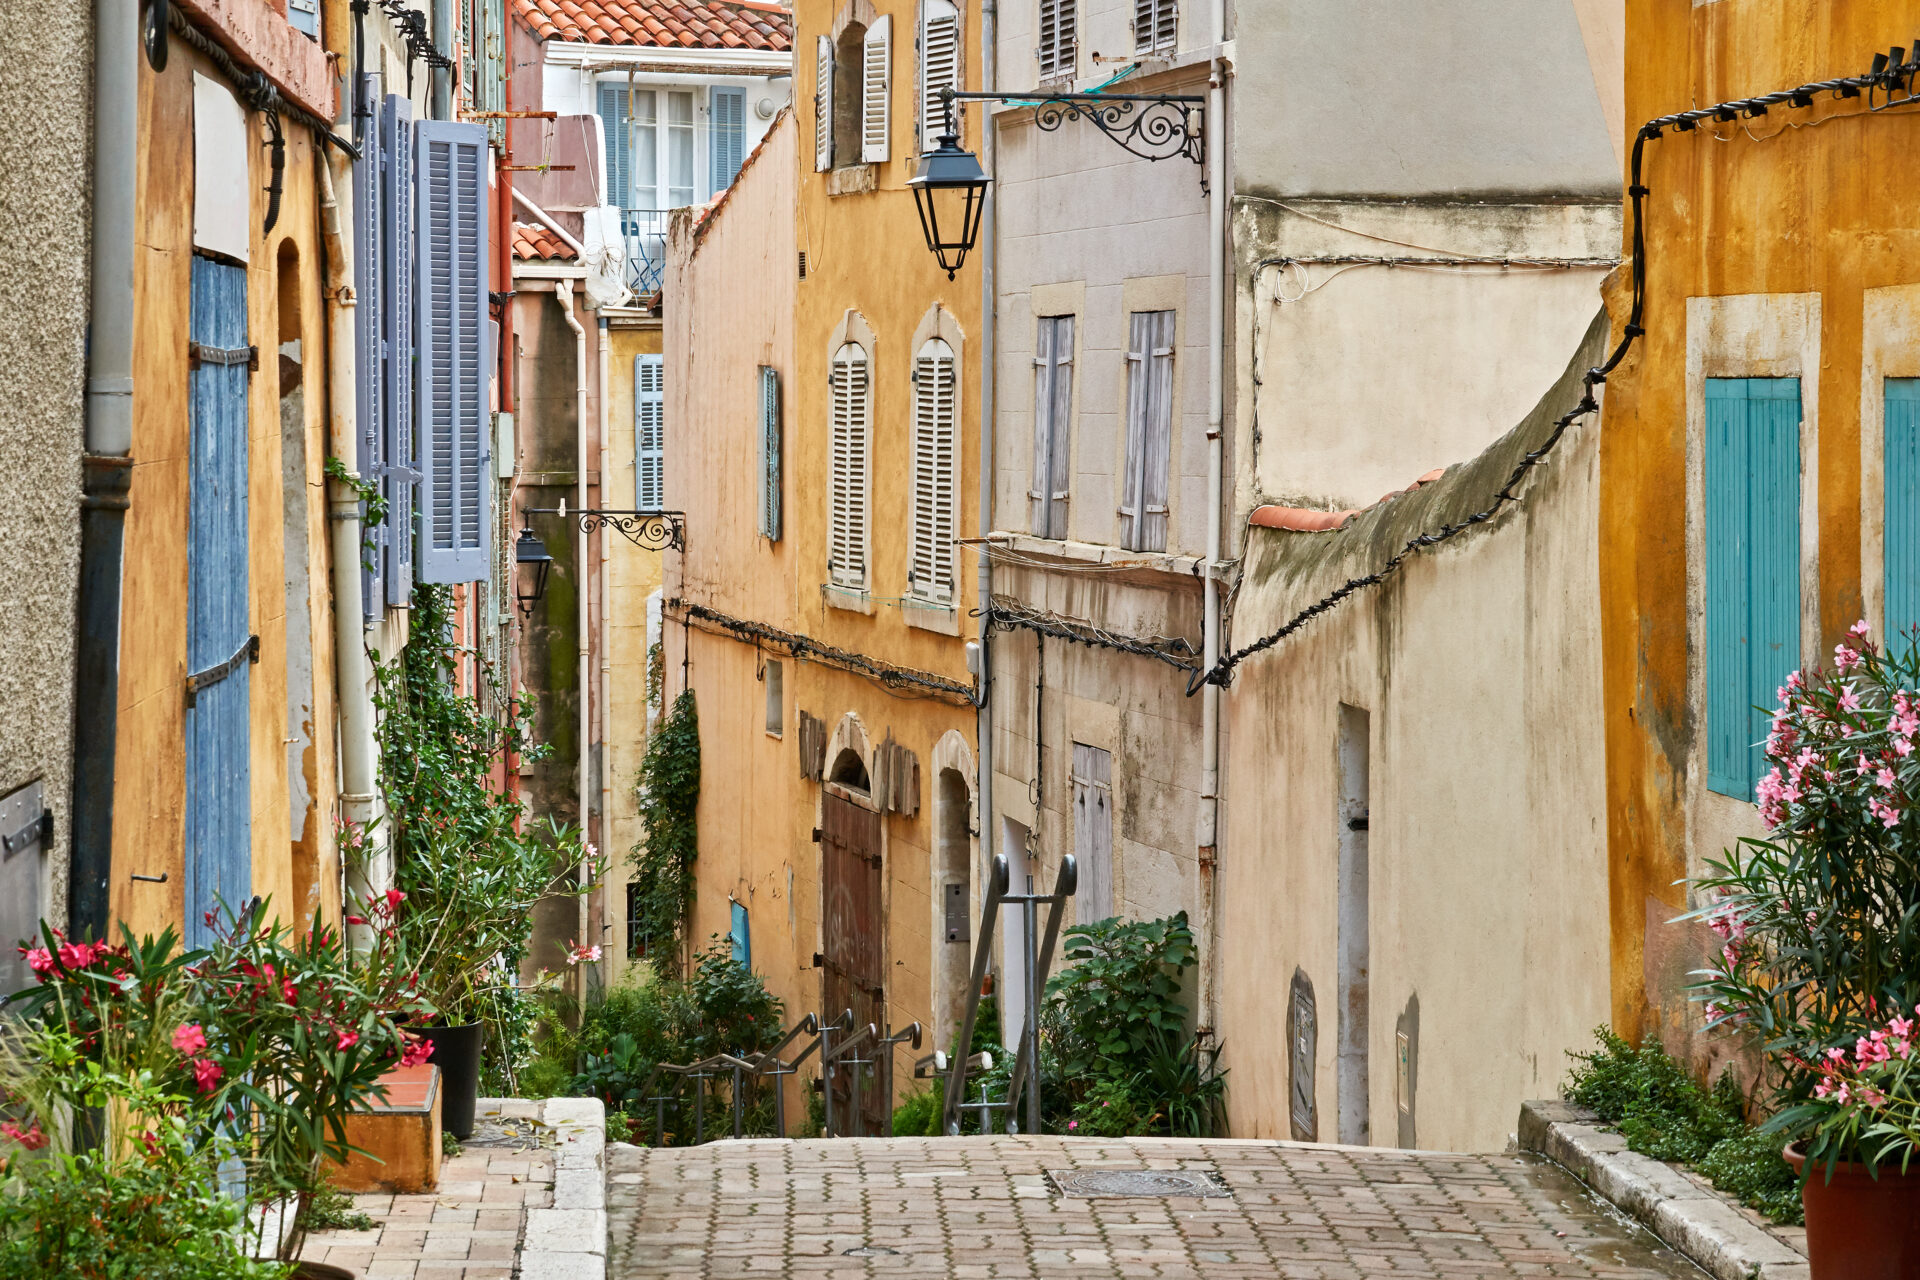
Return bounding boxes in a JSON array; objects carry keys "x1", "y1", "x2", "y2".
[{"x1": 1785, "y1": 1142, "x2": 1920, "y2": 1278}]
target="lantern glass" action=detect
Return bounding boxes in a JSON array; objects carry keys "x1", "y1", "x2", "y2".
[
  {"x1": 908, "y1": 133, "x2": 991, "y2": 279},
  {"x1": 515, "y1": 526, "x2": 553, "y2": 613}
]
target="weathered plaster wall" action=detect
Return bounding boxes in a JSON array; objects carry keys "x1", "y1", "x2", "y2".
[
  {"x1": 1221, "y1": 316, "x2": 1611, "y2": 1153},
  {"x1": 1603, "y1": 0, "x2": 1920, "y2": 1055},
  {"x1": 0, "y1": 0, "x2": 89, "y2": 936}
]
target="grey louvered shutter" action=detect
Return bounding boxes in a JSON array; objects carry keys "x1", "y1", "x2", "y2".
[
  {"x1": 910, "y1": 338, "x2": 957, "y2": 603},
  {"x1": 381, "y1": 95, "x2": 417, "y2": 605},
  {"x1": 414, "y1": 120, "x2": 492, "y2": 583},
  {"x1": 1119, "y1": 310, "x2": 1172, "y2": 551},
  {"x1": 1071, "y1": 743, "x2": 1112, "y2": 922},
  {"x1": 353, "y1": 75, "x2": 387, "y2": 618},
  {"x1": 1029, "y1": 315, "x2": 1073, "y2": 537},
  {"x1": 1133, "y1": 0, "x2": 1175, "y2": 55},
  {"x1": 710, "y1": 87, "x2": 745, "y2": 194},
  {"x1": 635, "y1": 353, "x2": 665, "y2": 509},
  {"x1": 599, "y1": 85, "x2": 631, "y2": 206},
  {"x1": 759, "y1": 365, "x2": 782, "y2": 540},
  {"x1": 1038, "y1": 0, "x2": 1075, "y2": 81}
]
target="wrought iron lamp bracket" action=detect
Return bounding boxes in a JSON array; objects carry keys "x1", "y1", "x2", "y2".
[
  {"x1": 942, "y1": 88, "x2": 1207, "y2": 191},
  {"x1": 526, "y1": 505, "x2": 686, "y2": 552}
]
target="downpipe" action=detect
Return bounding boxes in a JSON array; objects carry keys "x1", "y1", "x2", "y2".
[
  {"x1": 974, "y1": 0, "x2": 997, "y2": 1037},
  {"x1": 596, "y1": 312, "x2": 612, "y2": 988},
  {"x1": 556, "y1": 282, "x2": 590, "y2": 990},
  {"x1": 1195, "y1": 54, "x2": 1227, "y2": 1041}
]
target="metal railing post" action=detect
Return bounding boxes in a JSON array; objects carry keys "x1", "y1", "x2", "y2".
[{"x1": 942, "y1": 855, "x2": 1012, "y2": 1134}]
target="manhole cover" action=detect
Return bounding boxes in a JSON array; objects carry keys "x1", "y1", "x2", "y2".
[
  {"x1": 842, "y1": 1245, "x2": 901, "y2": 1256},
  {"x1": 1046, "y1": 1168, "x2": 1230, "y2": 1199}
]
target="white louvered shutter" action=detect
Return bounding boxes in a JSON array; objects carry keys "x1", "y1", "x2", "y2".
[
  {"x1": 910, "y1": 338, "x2": 958, "y2": 604},
  {"x1": 829, "y1": 344, "x2": 870, "y2": 589},
  {"x1": 381, "y1": 95, "x2": 416, "y2": 606},
  {"x1": 1140, "y1": 310, "x2": 1174, "y2": 551},
  {"x1": 414, "y1": 120, "x2": 492, "y2": 583},
  {"x1": 635, "y1": 353, "x2": 664, "y2": 509},
  {"x1": 1029, "y1": 315, "x2": 1074, "y2": 537},
  {"x1": 759, "y1": 365, "x2": 782, "y2": 540},
  {"x1": 919, "y1": 0, "x2": 960, "y2": 153},
  {"x1": 1071, "y1": 743, "x2": 1113, "y2": 922},
  {"x1": 1038, "y1": 0, "x2": 1075, "y2": 81},
  {"x1": 862, "y1": 16, "x2": 892, "y2": 164},
  {"x1": 1133, "y1": 0, "x2": 1175, "y2": 56},
  {"x1": 816, "y1": 36, "x2": 834, "y2": 171}
]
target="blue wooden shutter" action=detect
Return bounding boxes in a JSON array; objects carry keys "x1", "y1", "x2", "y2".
[
  {"x1": 382, "y1": 95, "x2": 417, "y2": 605},
  {"x1": 1705, "y1": 377, "x2": 1801, "y2": 799},
  {"x1": 710, "y1": 87, "x2": 745, "y2": 194},
  {"x1": 635, "y1": 353, "x2": 665, "y2": 509},
  {"x1": 353, "y1": 76, "x2": 387, "y2": 618},
  {"x1": 415, "y1": 120, "x2": 492, "y2": 583},
  {"x1": 186, "y1": 255, "x2": 253, "y2": 946},
  {"x1": 1888, "y1": 380, "x2": 1920, "y2": 642},
  {"x1": 598, "y1": 85, "x2": 630, "y2": 207},
  {"x1": 759, "y1": 365, "x2": 782, "y2": 540},
  {"x1": 730, "y1": 901, "x2": 751, "y2": 968}
]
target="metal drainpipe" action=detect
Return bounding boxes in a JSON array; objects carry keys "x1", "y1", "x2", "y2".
[
  {"x1": 1195, "y1": 41, "x2": 1228, "y2": 1038},
  {"x1": 974, "y1": 0, "x2": 997, "y2": 1013},
  {"x1": 318, "y1": 153, "x2": 383, "y2": 945},
  {"x1": 70, "y1": 0, "x2": 139, "y2": 940},
  {"x1": 596, "y1": 313, "x2": 612, "y2": 988},
  {"x1": 556, "y1": 282, "x2": 590, "y2": 984},
  {"x1": 431, "y1": 0, "x2": 453, "y2": 119}
]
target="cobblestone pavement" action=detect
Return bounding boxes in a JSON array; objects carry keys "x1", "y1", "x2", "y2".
[{"x1": 607, "y1": 1136, "x2": 1707, "y2": 1279}]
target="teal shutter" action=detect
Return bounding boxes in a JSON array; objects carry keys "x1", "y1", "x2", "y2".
[
  {"x1": 1888, "y1": 380, "x2": 1920, "y2": 642},
  {"x1": 710, "y1": 88, "x2": 745, "y2": 194},
  {"x1": 759, "y1": 365, "x2": 782, "y2": 540},
  {"x1": 730, "y1": 901, "x2": 751, "y2": 968},
  {"x1": 598, "y1": 86, "x2": 630, "y2": 206},
  {"x1": 635, "y1": 354, "x2": 665, "y2": 509},
  {"x1": 415, "y1": 120, "x2": 492, "y2": 583},
  {"x1": 1705, "y1": 377, "x2": 1801, "y2": 799}
]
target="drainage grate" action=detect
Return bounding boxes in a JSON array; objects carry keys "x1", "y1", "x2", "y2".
[
  {"x1": 842, "y1": 1245, "x2": 901, "y2": 1256},
  {"x1": 1046, "y1": 1168, "x2": 1231, "y2": 1199}
]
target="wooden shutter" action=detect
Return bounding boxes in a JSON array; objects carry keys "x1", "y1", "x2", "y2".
[
  {"x1": 1038, "y1": 0, "x2": 1075, "y2": 81},
  {"x1": 710, "y1": 86, "x2": 746, "y2": 194},
  {"x1": 1133, "y1": 0, "x2": 1175, "y2": 55},
  {"x1": 862, "y1": 16, "x2": 892, "y2": 164},
  {"x1": 1888, "y1": 380, "x2": 1920, "y2": 638},
  {"x1": 635, "y1": 353, "x2": 665, "y2": 509},
  {"x1": 759, "y1": 365, "x2": 783, "y2": 540},
  {"x1": 829, "y1": 343, "x2": 870, "y2": 589},
  {"x1": 185, "y1": 255, "x2": 253, "y2": 947},
  {"x1": 911, "y1": 337, "x2": 958, "y2": 604},
  {"x1": 816, "y1": 36, "x2": 835, "y2": 171},
  {"x1": 414, "y1": 120, "x2": 492, "y2": 584},
  {"x1": 1120, "y1": 310, "x2": 1176, "y2": 551},
  {"x1": 1071, "y1": 743, "x2": 1112, "y2": 924},
  {"x1": 919, "y1": 0, "x2": 960, "y2": 153},
  {"x1": 352, "y1": 76, "x2": 386, "y2": 619},
  {"x1": 599, "y1": 84, "x2": 631, "y2": 206},
  {"x1": 731, "y1": 901, "x2": 751, "y2": 968},
  {"x1": 381, "y1": 95, "x2": 417, "y2": 606},
  {"x1": 1705, "y1": 377, "x2": 1801, "y2": 799},
  {"x1": 1029, "y1": 315, "x2": 1073, "y2": 537}
]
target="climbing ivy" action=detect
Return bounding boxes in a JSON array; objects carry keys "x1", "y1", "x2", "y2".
[
  {"x1": 630, "y1": 689, "x2": 700, "y2": 977},
  {"x1": 323, "y1": 455, "x2": 387, "y2": 572}
]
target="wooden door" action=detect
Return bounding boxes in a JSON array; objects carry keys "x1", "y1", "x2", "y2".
[{"x1": 821, "y1": 791, "x2": 884, "y2": 1134}]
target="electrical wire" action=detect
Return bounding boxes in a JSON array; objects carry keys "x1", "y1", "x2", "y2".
[
  {"x1": 1191, "y1": 42, "x2": 1920, "y2": 696},
  {"x1": 983, "y1": 597, "x2": 1199, "y2": 672},
  {"x1": 668, "y1": 599, "x2": 979, "y2": 705},
  {"x1": 167, "y1": 8, "x2": 360, "y2": 158}
]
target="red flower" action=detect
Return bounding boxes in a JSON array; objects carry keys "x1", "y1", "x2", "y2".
[
  {"x1": 345, "y1": 915, "x2": 368, "y2": 927},
  {"x1": 192, "y1": 1059, "x2": 224, "y2": 1094},
  {"x1": 398, "y1": 1035, "x2": 434, "y2": 1068},
  {"x1": 0, "y1": 1121, "x2": 47, "y2": 1151},
  {"x1": 385, "y1": 889, "x2": 406, "y2": 912},
  {"x1": 336, "y1": 1029, "x2": 360, "y2": 1051},
  {"x1": 171, "y1": 1024, "x2": 208, "y2": 1057},
  {"x1": 21, "y1": 948, "x2": 53, "y2": 977}
]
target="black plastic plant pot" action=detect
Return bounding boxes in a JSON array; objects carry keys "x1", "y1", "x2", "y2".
[{"x1": 419, "y1": 1023, "x2": 484, "y2": 1140}]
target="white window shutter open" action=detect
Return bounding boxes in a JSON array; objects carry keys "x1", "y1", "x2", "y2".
[
  {"x1": 1038, "y1": 0, "x2": 1075, "y2": 81},
  {"x1": 1141, "y1": 310, "x2": 1175, "y2": 551},
  {"x1": 759, "y1": 365, "x2": 783, "y2": 540},
  {"x1": 862, "y1": 16, "x2": 892, "y2": 164},
  {"x1": 919, "y1": 0, "x2": 960, "y2": 153},
  {"x1": 910, "y1": 337, "x2": 958, "y2": 604},
  {"x1": 635, "y1": 353, "x2": 665, "y2": 509},
  {"x1": 816, "y1": 36, "x2": 835, "y2": 171},
  {"x1": 414, "y1": 119, "x2": 492, "y2": 584},
  {"x1": 1133, "y1": 0, "x2": 1175, "y2": 56},
  {"x1": 710, "y1": 87, "x2": 746, "y2": 194},
  {"x1": 1029, "y1": 315, "x2": 1073, "y2": 538},
  {"x1": 828, "y1": 343, "x2": 870, "y2": 589}
]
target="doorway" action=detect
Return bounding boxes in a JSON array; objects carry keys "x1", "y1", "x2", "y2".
[{"x1": 821, "y1": 785, "x2": 885, "y2": 1134}]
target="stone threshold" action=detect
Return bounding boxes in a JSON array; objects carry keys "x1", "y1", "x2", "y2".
[
  {"x1": 499, "y1": 1096, "x2": 608, "y2": 1280},
  {"x1": 1518, "y1": 1099, "x2": 1809, "y2": 1280}
]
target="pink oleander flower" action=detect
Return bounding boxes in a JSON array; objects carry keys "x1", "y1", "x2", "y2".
[
  {"x1": 565, "y1": 941, "x2": 602, "y2": 966},
  {"x1": 385, "y1": 889, "x2": 406, "y2": 912},
  {"x1": 0, "y1": 1122, "x2": 47, "y2": 1151},
  {"x1": 172, "y1": 1024, "x2": 208, "y2": 1057},
  {"x1": 337, "y1": 1030, "x2": 360, "y2": 1051},
  {"x1": 1858, "y1": 1036, "x2": 1892, "y2": 1065},
  {"x1": 345, "y1": 915, "x2": 368, "y2": 926},
  {"x1": 1851, "y1": 619, "x2": 1873, "y2": 641},
  {"x1": 192, "y1": 1059, "x2": 224, "y2": 1094},
  {"x1": 1841, "y1": 689, "x2": 1863, "y2": 714},
  {"x1": 21, "y1": 947, "x2": 54, "y2": 977},
  {"x1": 1892, "y1": 1016, "x2": 1915, "y2": 1040},
  {"x1": 1837, "y1": 645, "x2": 1863, "y2": 673},
  {"x1": 399, "y1": 1035, "x2": 434, "y2": 1068}
]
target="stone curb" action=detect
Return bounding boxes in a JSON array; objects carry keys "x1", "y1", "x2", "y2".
[
  {"x1": 519, "y1": 1096, "x2": 607, "y2": 1280},
  {"x1": 1518, "y1": 1100, "x2": 1809, "y2": 1280}
]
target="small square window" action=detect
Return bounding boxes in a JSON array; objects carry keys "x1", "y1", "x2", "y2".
[{"x1": 764, "y1": 660, "x2": 784, "y2": 736}]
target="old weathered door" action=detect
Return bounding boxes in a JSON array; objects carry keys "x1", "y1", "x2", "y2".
[{"x1": 820, "y1": 791, "x2": 884, "y2": 1134}]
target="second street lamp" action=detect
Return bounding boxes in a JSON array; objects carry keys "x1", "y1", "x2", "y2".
[{"x1": 907, "y1": 91, "x2": 991, "y2": 281}]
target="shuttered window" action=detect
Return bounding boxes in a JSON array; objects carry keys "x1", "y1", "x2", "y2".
[
  {"x1": 862, "y1": 16, "x2": 892, "y2": 164},
  {"x1": 828, "y1": 343, "x2": 871, "y2": 590},
  {"x1": 1889, "y1": 380, "x2": 1920, "y2": 640},
  {"x1": 352, "y1": 77, "x2": 385, "y2": 618},
  {"x1": 731, "y1": 901, "x2": 752, "y2": 969},
  {"x1": 414, "y1": 120, "x2": 492, "y2": 584},
  {"x1": 910, "y1": 337, "x2": 959, "y2": 605},
  {"x1": 816, "y1": 36, "x2": 835, "y2": 172},
  {"x1": 1072, "y1": 744, "x2": 1113, "y2": 924},
  {"x1": 710, "y1": 87, "x2": 746, "y2": 194},
  {"x1": 1037, "y1": 0, "x2": 1076, "y2": 82},
  {"x1": 1132, "y1": 0, "x2": 1175, "y2": 56},
  {"x1": 635, "y1": 353, "x2": 665, "y2": 509},
  {"x1": 919, "y1": 0, "x2": 960, "y2": 153},
  {"x1": 1705, "y1": 377, "x2": 1801, "y2": 799},
  {"x1": 1119, "y1": 310, "x2": 1175, "y2": 552},
  {"x1": 759, "y1": 365, "x2": 783, "y2": 540},
  {"x1": 1029, "y1": 315, "x2": 1074, "y2": 538},
  {"x1": 598, "y1": 84, "x2": 633, "y2": 206}
]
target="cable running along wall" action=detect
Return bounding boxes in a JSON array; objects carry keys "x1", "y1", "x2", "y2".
[
  {"x1": 1188, "y1": 42, "x2": 1920, "y2": 696},
  {"x1": 668, "y1": 600, "x2": 978, "y2": 705}
]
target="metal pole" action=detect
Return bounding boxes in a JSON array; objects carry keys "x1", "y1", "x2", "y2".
[
  {"x1": 821, "y1": 1021, "x2": 837, "y2": 1138},
  {"x1": 1023, "y1": 876, "x2": 1039, "y2": 1134},
  {"x1": 693, "y1": 1072, "x2": 705, "y2": 1144}
]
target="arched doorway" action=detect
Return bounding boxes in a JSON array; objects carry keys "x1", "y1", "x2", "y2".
[{"x1": 820, "y1": 742, "x2": 884, "y2": 1133}]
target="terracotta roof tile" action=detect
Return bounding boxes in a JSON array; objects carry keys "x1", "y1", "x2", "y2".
[
  {"x1": 1249, "y1": 468, "x2": 1447, "y2": 533},
  {"x1": 511, "y1": 0, "x2": 791, "y2": 51},
  {"x1": 511, "y1": 221, "x2": 578, "y2": 261}
]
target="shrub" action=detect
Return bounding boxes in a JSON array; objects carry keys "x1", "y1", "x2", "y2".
[
  {"x1": 630, "y1": 689, "x2": 701, "y2": 975},
  {"x1": 891, "y1": 1086, "x2": 942, "y2": 1137}
]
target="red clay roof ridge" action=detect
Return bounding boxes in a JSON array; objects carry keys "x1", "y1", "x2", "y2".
[{"x1": 1248, "y1": 467, "x2": 1447, "y2": 533}]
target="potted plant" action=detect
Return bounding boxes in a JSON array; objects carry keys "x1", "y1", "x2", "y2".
[{"x1": 1688, "y1": 621, "x2": 1920, "y2": 1278}]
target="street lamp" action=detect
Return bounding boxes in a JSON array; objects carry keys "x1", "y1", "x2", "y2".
[
  {"x1": 907, "y1": 91, "x2": 991, "y2": 281},
  {"x1": 515, "y1": 523, "x2": 553, "y2": 615}
]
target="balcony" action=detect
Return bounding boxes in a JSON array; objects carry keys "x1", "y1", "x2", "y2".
[{"x1": 622, "y1": 207, "x2": 670, "y2": 299}]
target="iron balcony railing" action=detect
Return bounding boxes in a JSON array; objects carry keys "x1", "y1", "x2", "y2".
[{"x1": 621, "y1": 207, "x2": 670, "y2": 297}]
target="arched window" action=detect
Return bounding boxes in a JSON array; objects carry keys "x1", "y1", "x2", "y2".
[
  {"x1": 909, "y1": 337, "x2": 958, "y2": 605},
  {"x1": 828, "y1": 342, "x2": 871, "y2": 591}
]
